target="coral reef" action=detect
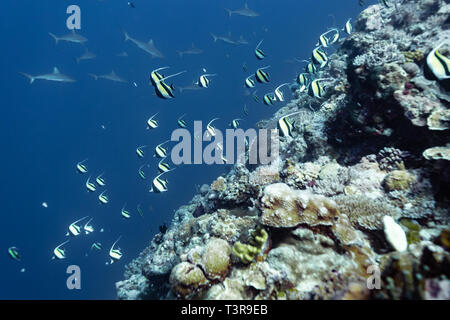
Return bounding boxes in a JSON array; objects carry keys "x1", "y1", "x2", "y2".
[{"x1": 117, "y1": 0, "x2": 450, "y2": 300}]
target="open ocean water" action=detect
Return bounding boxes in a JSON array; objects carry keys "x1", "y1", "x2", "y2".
[{"x1": 0, "y1": 0, "x2": 365, "y2": 299}]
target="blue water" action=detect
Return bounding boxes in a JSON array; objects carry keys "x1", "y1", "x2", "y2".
[{"x1": 0, "y1": 0, "x2": 366, "y2": 299}]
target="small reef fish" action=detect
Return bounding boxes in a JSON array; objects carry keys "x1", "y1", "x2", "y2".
[
  {"x1": 245, "y1": 75, "x2": 256, "y2": 88},
  {"x1": 177, "y1": 44, "x2": 203, "y2": 57},
  {"x1": 127, "y1": 1, "x2": 135, "y2": 8},
  {"x1": 252, "y1": 90, "x2": 260, "y2": 103},
  {"x1": 304, "y1": 60, "x2": 317, "y2": 74},
  {"x1": 206, "y1": 118, "x2": 220, "y2": 137},
  {"x1": 108, "y1": 236, "x2": 123, "y2": 264},
  {"x1": 426, "y1": 42, "x2": 450, "y2": 80},
  {"x1": 76, "y1": 159, "x2": 88, "y2": 174},
  {"x1": 123, "y1": 30, "x2": 164, "y2": 58},
  {"x1": 42, "y1": 202, "x2": 48, "y2": 208},
  {"x1": 96, "y1": 173, "x2": 106, "y2": 186},
  {"x1": 75, "y1": 48, "x2": 96, "y2": 64},
  {"x1": 255, "y1": 66, "x2": 271, "y2": 83},
  {"x1": 121, "y1": 204, "x2": 131, "y2": 219},
  {"x1": 158, "y1": 158, "x2": 171, "y2": 173},
  {"x1": 312, "y1": 47, "x2": 328, "y2": 68},
  {"x1": 278, "y1": 111, "x2": 301, "y2": 137},
  {"x1": 153, "y1": 71, "x2": 186, "y2": 99},
  {"x1": 89, "y1": 71, "x2": 127, "y2": 83},
  {"x1": 225, "y1": 3, "x2": 260, "y2": 17},
  {"x1": 136, "y1": 145, "x2": 147, "y2": 158},
  {"x1": 177, "y1": 114, "x2": 187, "y2": 128},
  {"x1": 98, "y1": 190, "x2": 109, "y2": 204},
  {"x1": 242, "y1": 62, "x2": 248, "y2": 72},
  {"x1": 67, "y1": 216, "x2": 90, "y2": 236},
  {"x1": 83, "y1": 218, "x2": 94, "y2": 235},
  {"x1": 296, "y1": 73, "x2": 309, "y2": 92},
  {"x1": 91, "y1": 242, "x2": 102, "y2": 251},
  {"x1": 154, "y1": 140, "x2": 170, "y2": 158},
  {"x1": 308, "y1": 78, "x2": 331, "y2": 99},
  {"x1": 243, "y1": 104, "x2": 249, "y2": 116},
  {"x1": 52, "y1": 240, "x2": 70, "y2": 260},
  {"x1": 149, "y1": 169, "x2": 174, "y2": 193},
  {"x1": 138, "y1": 164, "x2": 148, "y2": 179},
  {"x1": 20, "y1": 67, "x2": 75, "y2": 84},
  {"x1": 49, "y1": 30, "x2": 87, "y2": 45},
  {"x1": 147, "y1": 112, "x2": 159, "y2": 129},
  {"x1": 137, "y1": 204, "x2": 144, "y2": 217},
  {"x1": 343, "y1": 19, "x2": 353, "y2": 35},
  {"x1": 263, "y1": 93, "x2": 275, "y2": 105},
  {"x1": 254, "y1": 39, "x2": 266, "y2": 60},
  {"x1": 230, "y1": 119, "x2": 242, "y2": 129},
  {"x1": 274, "y1": 83, "x2": 290, "y2": 102},
  {"x1": 86, "y1": 176, "x2": 97, "y2": 192},
  {"x1": 196, "y1": 73, "x2": 217, "y2": 88},
  {"x1": 8, "y1": 247, "x2": 21, "y2": 261}
]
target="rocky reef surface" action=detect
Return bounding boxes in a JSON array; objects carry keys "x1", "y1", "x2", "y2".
[{"x1": 116, "y1": 0, "x2": 450, "y2": 300}]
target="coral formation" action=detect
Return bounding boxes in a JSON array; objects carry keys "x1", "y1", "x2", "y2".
[{"x1": 117, "y1": 0, "x2": 450, "y2": 301}]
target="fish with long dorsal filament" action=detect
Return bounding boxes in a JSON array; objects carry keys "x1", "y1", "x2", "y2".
[
  {"x1": 263, "y1": 93, "x2": 276, "y2": 105},
  {"x1": 107, "y1": 236, "x2": 123, "y2": 265},
  {"x1": 245, "y1": 75, "x2": 256, "y2": 88},
  {"x1": 196, "y1": 73, "x2": 217, "y2": 88},
  {"x1": 83, "y1": 217, "x2": 95, "y2": 235},
  {"x1": 296, "y1": 73, "x2": 309, "y2": 92},
  {"x1": 154, "y1": 140, "x2": 171, "y2": 158},
  {"x1": 158, "y1": 158, "x2": 171, "y2": 173},
  {"x1": 91, "y1": 242, "x2": 102, "y2": 251},
  {"x1": 121, "y1": 204, "x2": 131, "y2": 219},
  {"x1": 136, "y1": 145, "x2": 147, "y2": 158},
  {"x1": 48, "y1": 30, "x2": 88, "y2": 45},
  {"x1": 308, "y1": 78, "x2": 333, "y2": 99},
  {"x1": 274, "y1": 83, "x2": 290, "y2": 102},
  {"x1": 343, "y1": 18, "x2": 353, "y2": 35},
  {"x1": 138, "y1": 164, "x2": 148, "y2": 179},
  {"x1": 67, "y1": 216, "x2": 90, "y2": 236},
  {"x1": 206, "y1": 118, "x2": 220, "y2": 137},
  {"x1": 278, "y1": 111, "x2": 301, "y2": 137},
  {"x1": 123, "y1": 30, "x2": 164, "y2": 58},
  {"x1": 98, "y1": 190, "x2": 109, "y2": 204},
  {"x1": 76, "y1": 158, "x2": 88, "y2": 173},
  {"x1": 52, "y1": 240, "x2": 70, "y2": 260},
  {"x1": 426, "y1": 42, "x2": 450, "y2": 81},
  {"x1": 146, "y1": 112, "x2": 159, "y2": 129},
  {"x1": 312, "y1": 47, "x2": 328, "y2": 68},
  {"x1": 75, "y1": 48, "x2": 96, "y2": 64},
  {"x1": 20, "y1": 67, "x2": 76, "y2": 84},
  {"x1": 254, "y1": 39, "x2": 266, "y2": 60},
  {"x1": 8, "y1": 247, "x2": 21, "y2": 261},
  {"x1": 149, "y1": 168, "x2": 175, "y2": 193},
  {"x1": 150, "y1": 66, "x2": 169, "y2": 86},
  {"x1": 255, "y1": 66, "x2": 271, "y2": 83},
  {"x1": 177, "y1": 43, "x2": 203, "y2": 58},
  {"x1": 230, "y1": 118, "x2": 242, "y2": 129},
  {"x1": 153, "y1": 70, "x2": 187, "y2": 99},
  {"x1": 177, "y1": 114, "x2": 188, "y2": 128},
  {"x1": 85, "y1": 176, "x2": 97, "y2": 192},
  {"x1": 96, "y1": 173, "x2": 106, "y2": 186},
  {"x1": 225, "y1": 3, "x2": 260, "y2": 17},
  {"x1": 88, "y1": 71, "x2": 127, "y2": 83}
]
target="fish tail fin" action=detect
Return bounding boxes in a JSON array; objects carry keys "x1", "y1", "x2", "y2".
[
  {"x1": 123, "y1": 30, "x2": 130, "y2": 42},
  {"x1": 88, "y1": 73, "x2": 98, "y2": 80},
  {"x1": 19, "y1": 72, "x2": 35, "y2": 84},
  {"x1": 210, "y1": 33, "x2": 218, "y2": 42},
  {"x1": 225, "y1": 8, "x2": 232, "y2": 17},
  {"x1": 48, "y1": 32, "x2": 59, "y2": 45}
]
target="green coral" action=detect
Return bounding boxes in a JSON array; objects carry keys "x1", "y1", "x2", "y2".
[
  {"x1": 383, "y1": 170, "x2": 415, "y2": 192},
  {"x1": 399, "y1": 219, "x2": 421, "y2": 245},
  {"x1": 232, "y1": 227, "x2": 268, "y2": 264},
  {"x1": 401, "y1": 50, "x2": 424, "y2": 63}
]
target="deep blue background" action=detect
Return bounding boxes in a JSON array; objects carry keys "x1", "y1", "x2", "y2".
[{"x1": 0, "y1": 0, "x2": 366, "y2": 299}]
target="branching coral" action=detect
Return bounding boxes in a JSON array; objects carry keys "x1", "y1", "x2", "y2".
[{"x1": 232, "y1": 227, "x2": 268, "y2": 264}]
